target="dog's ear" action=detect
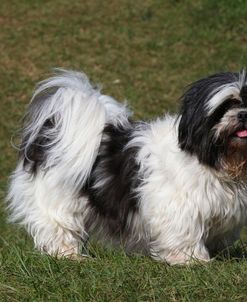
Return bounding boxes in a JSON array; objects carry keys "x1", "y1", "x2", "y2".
[{"x1": 178, "y1": 79, "x2": 208, "y2": 154}]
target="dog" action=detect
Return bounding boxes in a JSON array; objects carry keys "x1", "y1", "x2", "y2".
[{"x1": 7, "y1": 69, "x2": 247, "y2": 265}]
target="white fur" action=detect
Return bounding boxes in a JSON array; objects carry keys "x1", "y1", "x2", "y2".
[
  {"x1": 24, "y1": 70, "x2": 129, "y2": 193},
  {"x1": 7, "y1": 70, "x2": 247, "y2": 264},
  {"x1": 7, "y1": 70, "x2": 130, "y2": 256},
  {"x1": 206, "y1": 70, "x2": 246, "y2": 115},
  {"x1": 131, "y1": 116, "x2": 247, "y2": 264},
  {"x1": 8, "y1": 163, "x2": 90, "y2": 256}
]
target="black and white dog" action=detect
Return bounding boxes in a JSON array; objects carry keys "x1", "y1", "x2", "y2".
[{"x1": 7, "y1": 69, "x2": 247, "y2": 264}]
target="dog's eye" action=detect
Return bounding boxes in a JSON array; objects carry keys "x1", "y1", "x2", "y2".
[
  {"x1": 210, "y1": 99, "x2": 240, "y2": 124},
  {"x1": 231, "y1": 98, "x2": 241, "y2": 105},
  {"x1": 220, "y1": 98, "x2": 240, "y2": 110},
  {"x1": 224, "y1": 98, "x2": 241, "y2": 108}
]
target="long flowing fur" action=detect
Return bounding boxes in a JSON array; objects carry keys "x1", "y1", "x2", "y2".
[
  {"x1": 7, "y1": 70, "x2": 130, "y2": 256},
  {"x1": 21, "y1": 70, "x2": 129, "y2": 191},
  {"x1": 7, "y1": 69, "x2": 247, "y2": 264}
]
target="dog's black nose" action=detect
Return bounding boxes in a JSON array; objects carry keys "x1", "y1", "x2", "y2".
[{"x1": 237, "y1": 111, "x2": 247, "y2": 122}]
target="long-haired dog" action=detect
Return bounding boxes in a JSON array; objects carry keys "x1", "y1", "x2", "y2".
[{"x1": 7, "y1": 69, "x2": 247, "y2": 265}]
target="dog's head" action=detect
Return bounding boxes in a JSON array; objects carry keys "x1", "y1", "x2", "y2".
[{"x1": 178, "y1": 70, "x2": 247, "y2": 177}]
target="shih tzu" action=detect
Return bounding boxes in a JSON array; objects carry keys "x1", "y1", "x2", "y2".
[{"x1": 7, "y1": 69, "x2": 247, "y2": 265}]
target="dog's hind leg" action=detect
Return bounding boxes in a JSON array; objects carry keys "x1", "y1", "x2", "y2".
[
  {"x1": 7, "y1": 70, "x2": 130, "y2": 257},
  {"x1": 7, "y1": 165, "x2": 90, "y2": 258}
]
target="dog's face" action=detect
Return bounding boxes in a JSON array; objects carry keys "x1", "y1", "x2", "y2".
[{"x1": 178, "y1": 71, "x2": 247, "y2": 176}]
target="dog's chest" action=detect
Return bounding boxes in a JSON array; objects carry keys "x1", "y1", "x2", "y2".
[{"x1": 200, "y1": 177, "x2": 247, "y2": 237}]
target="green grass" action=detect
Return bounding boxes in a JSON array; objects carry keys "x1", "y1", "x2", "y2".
[{"x1": 1, "y1": 0, "x2": 247, "y2": 300}]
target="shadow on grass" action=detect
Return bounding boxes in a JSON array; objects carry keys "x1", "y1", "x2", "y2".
[{"x1": 211, "y1": 240, "x2": 247, "y2": 262}]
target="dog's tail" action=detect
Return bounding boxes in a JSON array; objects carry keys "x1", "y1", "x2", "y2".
[{"x1": 19, "y1": 69, "x2": 130, "y2": 192}]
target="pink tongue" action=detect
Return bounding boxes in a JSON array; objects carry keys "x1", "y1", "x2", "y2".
[{"x1": 236, "y1": 130, "x2": 247, "y2": 138}]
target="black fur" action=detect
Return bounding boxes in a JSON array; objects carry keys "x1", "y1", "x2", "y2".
[
  {"x1": 83, "y1": 122, "x2": 142, "y2": 236},
  {"x1": 21, "y1": 114, "x2": 143, "y2": 236},
  {"x1": 21, "y1": 118, "x2": 55, "y2": 173},
  {"x1": 20, "y1": 86, "x2": 60, "y2": 173},
  {"x1": 178, "y1": 72, "x2": 241, "y2": 168},
  {"x1": 240, "y1": 85, "x2": 247, "y2": 105}
]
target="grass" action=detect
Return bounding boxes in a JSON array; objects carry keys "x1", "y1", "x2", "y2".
[{"x1": 1, "y1": 0, "x2": 247, "y2": 300}]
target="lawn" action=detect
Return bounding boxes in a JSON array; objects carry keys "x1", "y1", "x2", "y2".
[{"x1": 1, "y1": 0, "x2": 247, "y2": 301}]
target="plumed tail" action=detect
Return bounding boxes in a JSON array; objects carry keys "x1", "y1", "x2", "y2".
[{"x1": 19, "y1": 69, "x2": 130, "y2": 193}]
